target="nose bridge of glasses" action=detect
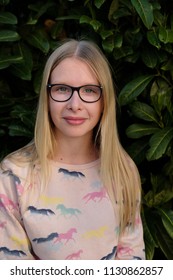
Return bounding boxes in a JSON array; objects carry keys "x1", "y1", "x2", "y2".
[{"x1": 71, "y1": 86, "x2": 82, "y2": 99}]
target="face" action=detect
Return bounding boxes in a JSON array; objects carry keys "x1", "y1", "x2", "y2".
[{"x1": 48, "y1": 57, "x2": 103, "y2": 142}]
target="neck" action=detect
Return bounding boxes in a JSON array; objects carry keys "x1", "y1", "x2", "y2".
[{"x1": 53, "y1": 135, "x2": 99, "y2": 165}]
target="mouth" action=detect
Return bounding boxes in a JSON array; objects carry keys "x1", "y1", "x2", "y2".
[{"x1": 63, "y1": 117, "x2": 87, "y2": 125}]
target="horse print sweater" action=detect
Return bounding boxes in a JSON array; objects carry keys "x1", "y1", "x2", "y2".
[{"x1": 0, "y1": 157, "x2": 145, "y2": 260}]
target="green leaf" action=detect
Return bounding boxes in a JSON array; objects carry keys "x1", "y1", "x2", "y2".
[
  {"x1": 80, "y1": 15, "x2": 101, "y2": 31},
  {"x1": 108, "y1": 0, "x2": 119, "y2": 20},
  {"x1": 146, "y1": 127, "x2": 173, "y2": 161},
  {"x1": 129, "y1": 101, "x2": 160, "y2": 123},
  {"x1": 124, "y1": 52, "x2": 140, "y2": 63},
  {"x1": 90, "y1": 19, "x2": 101, "y2": 31},
  {"x1": 0, "y1": 55, "x2": 23, "y2": 66},
  {"x1": 131, "y1": 0, "x2": 154, "y2": 29},
  {"x1": 9, "y1": 124, "x2": 33, "y2": 138},
  {"x1": 161, "y1": 58, "x2": 173, "y2": 71},
  {"x1": 154, "y1": 218, "x2": 173, "y2": 260},
  {"x1": 113, "y1": 46, "x2": 133, "y2": 59},
  {"x1": 56, "y1": 15, "x2": 80, "y2": 21},
  {"x1": 150, "y1": 79, "x2": 172, "y2": 116},
  {"x1": 124, "y1": 27, "x2": 142, "y2": 48},
  {"x1": 0, "y1": 0, "x2": 10, "y2": 5},
  {"x1": 114, "y1": 33, "x2": 123, "y2": 48},
  {"x1": 159, "y1": 27, "x2": 173, "y2": 43},
  {"x1": 28, "y1": 1, "x2": 55, "y2": 13},
  {"x1": 102, "y1": 36, "x2": 114, "y2": 52},
  {"x1": 0, "y1": 43, "x2": 27, "y2": 70},
  {"x1": 27, "y1": 1, "x2": 56, "y2": 24},
  {"x1": 147, "y1": 30, "x2": 161, "y2": 49},
  {"x1": 80, "y1": 15, "x2": 91, "y2": 24},
  {"x1": 100, "y1": 30, "x2": 114, "y2": 40},
  {"x1": 26, "y1": 29, "x2": 49, "y2": 53},
  {"x1": 0, "y1": 12, "x2": 17, "y2": 24},
  {"x1": 10, "y1": 63, "x2": 32, "y2": 81},
  {"x1": 158, "y1": 209, "x2": 173, "y2": 239},
  {"x1": 0, "y1": 30, "x2": 20, "y2": 42},
  {"x1": 118, "y1": 75, "x2": 154, "y2": 106},
  {"x1": 142, "y1": 209, "x2": 156, "y2": 260},
  {"x1": 9, "y1": 44, "x2": 33, "y2": 80},
  {"x1": 112, "y1": 8, "x2": 131, "y2": 20},
  {"x1": 150, "y1": 173, "x2": 163, "y2": 193},
  {"x1": 11, "y1": 108, "x2": 35, "y2": 129},
  {"x1": 126, "y1": 124, "x2": 159, "y2": 139},
  {"x1": 153, "y1": 9, "x2": 165, "y2": 27},
  {"x1": 0, "y1": 61, "x2": 10, "y2": 69},
  {"x1": 94, "y1": 0, "x2": 105, "y2": 9},
  {"x1": 0, "y1": 54, "x2": 23, "y2": 65},
  {"x1": 126, "y1": 139, "x2": 148, "y2": 164},
  {"x1": 144, "y1": 187, "x2": 173, "y2": 207},
  {"x1": 141, "y1": 47, "x2": 158, "y2": 68}
]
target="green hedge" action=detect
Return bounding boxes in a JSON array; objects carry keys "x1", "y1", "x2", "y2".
[{"x1": 0, "y1": 0, "x2": 173, "y2": 259}]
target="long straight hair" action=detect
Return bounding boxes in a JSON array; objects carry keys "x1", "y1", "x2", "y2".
[
  {"x1": 4, "y1": 39, "x2": 141, "y2": 233},
  {"x1": 35, "y1": 39, "x2": 141, "y2": 231}
]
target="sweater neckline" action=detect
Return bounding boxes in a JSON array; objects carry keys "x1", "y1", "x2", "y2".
[{"x1": 49, "y1": 158, "x2": 100, "y2": 170}]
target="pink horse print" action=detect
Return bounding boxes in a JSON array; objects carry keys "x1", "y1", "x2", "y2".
[
  {"x1": 0, "y1": 194, "x2": 18, "y2": 210},
  {"x1": 65, "y1": 249, "x2": 83, "y2": 260},
  {"x1": 82, "y1": 188, "x2": 107, "y2": 203},
  {"x1": 54, "y1": 228, "x2": 77, "y2": 244}
]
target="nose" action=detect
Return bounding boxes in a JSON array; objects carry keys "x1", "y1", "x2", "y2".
[{"x1": 67, "y1": 90, "x2": 82, "y2": 111}]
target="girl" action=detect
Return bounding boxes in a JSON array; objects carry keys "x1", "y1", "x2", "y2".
[{"x1": 0, "y1": 39, "x2": 145, "y2": 260}]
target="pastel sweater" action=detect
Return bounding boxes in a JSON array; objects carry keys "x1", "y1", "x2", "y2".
[{"x1": 0, "y1": 157, "x2": 145, "y2": 260}]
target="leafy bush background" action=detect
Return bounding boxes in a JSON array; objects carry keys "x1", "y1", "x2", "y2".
[{"x1": 0, "y1": 0, "x2": 173, "y2": 259}]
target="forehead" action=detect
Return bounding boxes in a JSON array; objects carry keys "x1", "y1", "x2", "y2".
[{"x1": 50, "y1": 57, "x2": 99, "y2": 85}]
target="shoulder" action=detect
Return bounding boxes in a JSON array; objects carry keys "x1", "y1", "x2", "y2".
[{"x1": 0, "y1": 144, "x2": 37, "y2": 185}]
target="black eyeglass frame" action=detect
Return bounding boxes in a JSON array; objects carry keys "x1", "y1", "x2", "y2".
[{"x1": 47, "y1": 84, "x2": 102, "y2": 103}]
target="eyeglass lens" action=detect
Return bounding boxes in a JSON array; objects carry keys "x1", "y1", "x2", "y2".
[{"x1": 49, "y1": 84, "x2": 101, "y2": 103}]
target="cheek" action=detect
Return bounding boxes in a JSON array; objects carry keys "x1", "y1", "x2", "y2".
[{"x1": 90, "y1": 106, "x2": 103, "y2": 127}]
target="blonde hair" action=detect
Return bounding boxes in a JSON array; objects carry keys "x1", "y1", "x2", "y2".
[{"x1": 3, "y1": 39, "x2": 141, "y2": 233}]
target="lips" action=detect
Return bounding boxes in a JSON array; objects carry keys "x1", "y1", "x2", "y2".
[{"x1": 63, "y1": 116, "x2": 87, "y2": 125}]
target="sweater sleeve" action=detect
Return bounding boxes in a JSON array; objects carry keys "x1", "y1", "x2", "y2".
[
  {"x1": 0, "y1": 161, "x2": 35, "y2": 260},
  {"x1": 115, "y1": 212, "x2": 145, "y2": 260}
]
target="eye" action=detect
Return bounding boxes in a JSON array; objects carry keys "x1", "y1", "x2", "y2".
[
  {"x1": 82, "y1": 86, "x2": 100, "y2": 94},
  {"x1": 83, "y1": 87, "x2": 95, "y2": 93},
  {"x1": 53, "y1": 85, "x2": 70, "y2": 93},
  {"x1": 84, "y1": 88, "x2": 94, "y2": 93}
]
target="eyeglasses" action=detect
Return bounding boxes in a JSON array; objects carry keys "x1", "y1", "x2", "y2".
[{"x1": 47, "y1": 84, "x2": 102, "y2": 103}]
